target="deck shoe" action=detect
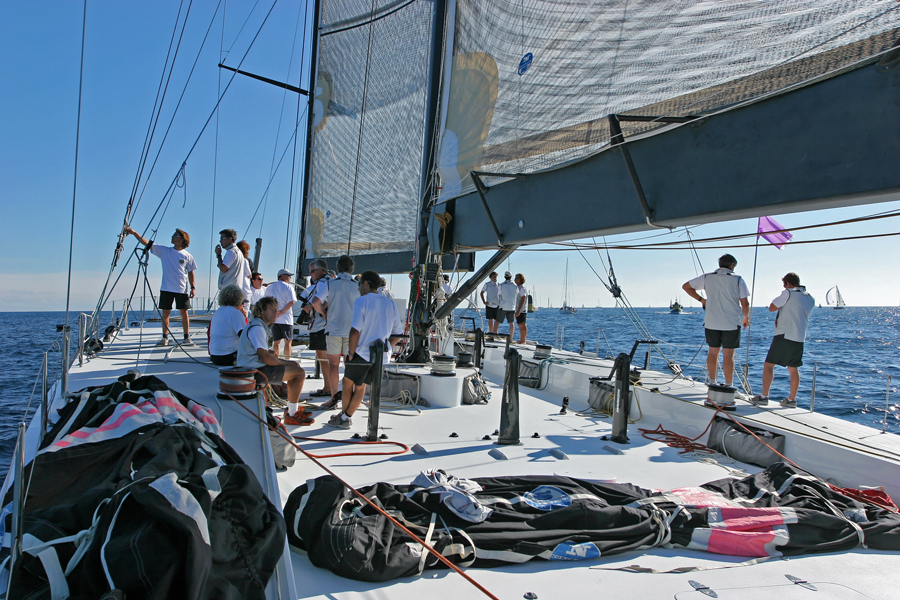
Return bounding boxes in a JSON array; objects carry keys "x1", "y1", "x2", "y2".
[
  {"x1": 704, "y1": 398, "x2": 736, "y2": 411},
  {"x1": 283, "y1": 409, "x2": 315, "y2": 426},
  {"x1": 733, "y1": 391, "x2": 748, "y2": 402},
  {"x1": 156, "y1": 337, "x2": 169, "y2": 347},
  {"x1": 780, "y1": 397, "x2": 797, "y2": 408},
  {"x1": 326, "y1": 412, "x2": 352, "y2": 429},
  {"x1": 181, "y1": 338, "x2": 195, "y2": 347},
  {"x1": 316, "y1": 391, "x2": 342, "y2": 411},
  {"x1": 748, "y1": 394, "x2": 769, "y2": 407}
]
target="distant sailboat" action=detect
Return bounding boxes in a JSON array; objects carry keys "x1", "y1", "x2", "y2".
[
  {"x1": 826, "y1": 285, "x2": 846, "y2": 309},
  {"x1": 560, "y1": 259, "x2": 577, "y2": 314}
]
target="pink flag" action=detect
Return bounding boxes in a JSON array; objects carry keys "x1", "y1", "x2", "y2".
[{"x1": 757, "y1": 216, "x2": 792, "y2": 249}]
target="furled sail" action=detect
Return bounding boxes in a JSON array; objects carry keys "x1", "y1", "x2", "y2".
[
  {"x1": 436, "y1": 0, "x2": 900, "y2": 202},
  {"x1": 303, "y1": 1, "x2": 436, "y2": 263}
]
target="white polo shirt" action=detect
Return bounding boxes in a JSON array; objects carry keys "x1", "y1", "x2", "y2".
[
  {"x1": 264, "y1": 280, "x2": 298, "y2": 325},
  {"x1": 150, "y1": 244, "x2": 197, "y2": 294},
  {"x1": 351, "y1": 293, "x2": 403, "y2": 364},
  {"x1": 687, "y1": 268, "x2": 749, "y2": 331}
]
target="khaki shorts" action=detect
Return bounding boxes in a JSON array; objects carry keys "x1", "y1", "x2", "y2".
[{"x1": 326, "y1": 335, "x2": 350, "y2": 356}]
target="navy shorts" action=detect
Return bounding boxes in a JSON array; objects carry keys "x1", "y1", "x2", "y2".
[
  {"x1": 159, "y1": 290, "x2": 191, "y2": 310},
  {"x1": 515, "y1": 312, "x2": 526, "y2": 324},
  {"x1": 309, "y1": 329, "x2": 327, "y2": 351},
  {"x1": 272, "y1": 323, "x2": 293, "y2": 342},
  {"x1": 765, "y1": 334, "x2": 804, "y2": 367},
  {"x1": 344, "y1": 353, "x2": 376, "y2": 386},
  {"x1": 705, "y1": 327, "x2": 741, "y2": 349},
  {"x1": 485, "y1": 306, "x2": 499, "y2": 320}
]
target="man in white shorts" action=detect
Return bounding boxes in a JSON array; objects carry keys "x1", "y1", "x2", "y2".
[
  {"x1": 264, "y1": 268, "x2": 298, "y2": 359},
  {"x1": 124, "y1": 226, "x2": 197, "y2": 347},
  {"x1": 314, "y1": 255, "x2": 359, "y2": 410},
  {"x1": 327, "y1": 270, "x2": 403, "y2": 429}
]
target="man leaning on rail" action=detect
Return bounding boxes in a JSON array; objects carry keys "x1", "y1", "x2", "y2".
[
  {"x1": 682, "y1": 253, "x2": 750, "y2": 408},
  {"x1": 124, "y1": 226, "x2": 196, "y2": 347},
  {"x1": 749, "y1": 272, "x2": 815, "y2": 409}
]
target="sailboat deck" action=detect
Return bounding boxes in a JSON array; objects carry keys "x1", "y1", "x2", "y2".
[{"x1": 57, "y1": 323, "x2": 900, "y2": 599}]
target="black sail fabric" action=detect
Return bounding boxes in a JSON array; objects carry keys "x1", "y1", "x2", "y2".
[
  {"x1": 0, "y1": 375, "x2": 285, "y2": 600},
  {"x1": 285, "y1": 466, "x2": 900, "y2": 582}
]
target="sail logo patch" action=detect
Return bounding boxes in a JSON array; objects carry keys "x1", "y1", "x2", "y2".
[
  {"x1": 549, "y1": 541, "x2": 601, "y2": 561},
  {"x1": 518, "y1": 53, "x2": 533, "y2": 76},
  {"x1": 523, "y1": 485, "x2": 571, "y2": 510}
]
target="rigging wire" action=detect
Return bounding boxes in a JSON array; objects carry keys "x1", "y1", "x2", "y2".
[
  {"x1": 65, "y1": 0, "x2": 88, "y2": 334},
  {"x1": 94, "y1": 0, "x2": 281, "y2": 329},
  {"x1": 208, "y1": 0, "x2": 227, "y2": 306},
  {"x1": 283, "y1": 1, "x2": 310, "y2": 267}
]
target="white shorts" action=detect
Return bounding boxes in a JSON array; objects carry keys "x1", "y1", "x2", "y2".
[{"x1": 326, "y1": 336, "x2": 350, "y2": 356}]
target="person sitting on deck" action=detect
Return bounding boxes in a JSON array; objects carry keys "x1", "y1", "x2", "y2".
[
  {"x1": 208, "y1": 285, "x2": 247, "y2": 366},
  {"x1": 237, "y1": 296, "x2": 312, "y2": 426},
  {"x1": 326, "y1": 270, "x2": 403, "y2": 430},
  {"x1": 124, "y1": 226, "x2": 197, "y2": 347}
]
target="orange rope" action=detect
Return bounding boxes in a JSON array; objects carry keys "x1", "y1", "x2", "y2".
[{"x1": 290, "y1": 434, "x2": 409, "y2": 459}]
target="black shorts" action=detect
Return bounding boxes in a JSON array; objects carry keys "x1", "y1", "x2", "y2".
[
  {"x1": 343, "y1": 353, "x2": 376, "y2": 386},
  {"x1": 272, "y1": 323, "x2": 293, "y2": 341},
  {"x1": 765, "y1": 334, "x2": 804, "y2": 367},
  {"x1": 309, "y1": 329, "x2": 327, "y2": 351},
  {"x1": 159, "y1": 290, "x2": 191, "y2": 310},
  {"x1": 705, "y1": 327, "x2": 741, "y2": 349},
  {"x1": 210, "y1": 352, "x2": 236, "y2": 366},
  {"x1": 254, "y1": 364, "x2": 286, "y2": 385},
  {"x1": 485, "y1": 306, "x2": 499, "y2": 320},
  {"x1": 515, "y1": 312, "x2": 526, "y2": 324}
]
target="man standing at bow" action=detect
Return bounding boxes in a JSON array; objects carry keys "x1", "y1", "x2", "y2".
[{"x1": 124, "y1": 226, "x2": 197, "y2": 347}]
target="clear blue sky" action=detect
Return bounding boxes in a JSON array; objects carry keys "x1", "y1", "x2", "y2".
[{"x1": 2, "y1": 1, "x2": 898, "y2": 313}]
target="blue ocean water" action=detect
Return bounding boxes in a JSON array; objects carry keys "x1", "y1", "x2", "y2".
[{"x1": 1, "y1": 307, "x2": 898, "y2": 472}]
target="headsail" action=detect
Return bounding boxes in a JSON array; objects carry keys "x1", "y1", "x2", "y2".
[
  {"x1": 826, "y1": 285, "x2": 847, "y2": 308},
  {"x1": 302, "y1": 1, "x2": 437, "y2": 269}
]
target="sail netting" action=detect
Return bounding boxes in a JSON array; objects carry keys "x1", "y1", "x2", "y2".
[
  {"x1": 437, "y1": 0, "x2": 900, "y2": 201},
  {"x1": 304, "y1": 1, "x2": 435, "y2": 261}
]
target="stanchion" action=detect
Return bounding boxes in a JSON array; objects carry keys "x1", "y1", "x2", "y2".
[
  {"x1": 497, "y1": 348, "x2": 521, "y2": 445},
  {"x1": 810, "y1": 362, "x2": 818, "y2": 413},
  {"x1": 61, "y1": 325, "x2": 70, "y2": 395},
  {"x1": 41, "y1": 352, "x2": 49, "y2": 435},
  {"x1": 883, "y1": 374, "x2": 892, "y2": 434},
  {"x1": 365, "y1": 341, "x2": 385, "y2": 442},
  {"x1": 7, "y1": 424, "x2": 26, "y2": 597}
]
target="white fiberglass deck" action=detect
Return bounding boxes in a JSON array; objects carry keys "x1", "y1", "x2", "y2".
[{"x1": 58, "y1": 322, "x2": 900, "y2": 600}]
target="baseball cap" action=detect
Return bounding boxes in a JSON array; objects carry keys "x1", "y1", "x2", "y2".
[
  {"x1": 277, "y1": 268, "x2": 294, "y2": 277},
  {"x1": 504, "y1": 271, "x2": 512, "y2": 278}
]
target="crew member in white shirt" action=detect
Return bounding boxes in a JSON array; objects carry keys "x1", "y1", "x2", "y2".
[
  {"x1": 326, "y1": 270, "x2": 403, "y2": 430},
  {"x1": 315, "y1": 255, "x2": 360, "y2": 409},
  {"x1": 682, "y1": 253, "x2": 750, "y2": 407},
  {"x1": 377, "y1": 277, "x2": 394, "y2": 298},
  {"x1": 750, "y1": 273, "x2": 815, "y2": 409},
  {"x1": 237, "y1": 240, "x2": 253, "y2": 309},
  {"x1": 440, "y1": 274, "x2": 453, "y2": 297},
  {"x1": 265, "y1": 268, "x2": 298, "y2": 359},
  {"x1": 480, "y1": 271, "x2": 501, "y2": 334},
  {"x1": 497, "y1": 271, "x2": 519, "y2": 342},
  {"x1": 514, "y1": 273, "x2": 528, "y2": 344},
  {"x1": 237, "y1": 296, "x2": 311, "y2": 426},
  {"x1": 249, "y1": 272, "x2": 267, "y2": 307},
  {"x1": 304, "y1": 260, "x2": 333, "y2": 401},
  {"x1": 208, "y1": 285, "x2": 247, "y2": 365},
  {"x1": 124, "y1": 226, "x2": 197, "y2": 347},
  {"x1": 215, "y1": 228, "x2": 245, "y2": 291}
]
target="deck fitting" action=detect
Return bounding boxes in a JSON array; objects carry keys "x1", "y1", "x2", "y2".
[
  {"x1": 411, "y1": 443, "x2": 428, "y2": 455},
  {"x1": 549, "y1": 448, "x2": 568, "y2": 460},
  {"x1": 489, "y1": 448, "x2": 508, "y2": 460}
]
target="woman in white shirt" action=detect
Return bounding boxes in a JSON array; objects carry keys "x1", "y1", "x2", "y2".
[{"x1": 208, "y1": 285, "x2": 247, "y2": 366}]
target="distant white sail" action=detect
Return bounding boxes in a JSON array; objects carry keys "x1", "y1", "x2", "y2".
[{"x1": 826, "y1": 286, "x2": 846, "y2": 309}]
